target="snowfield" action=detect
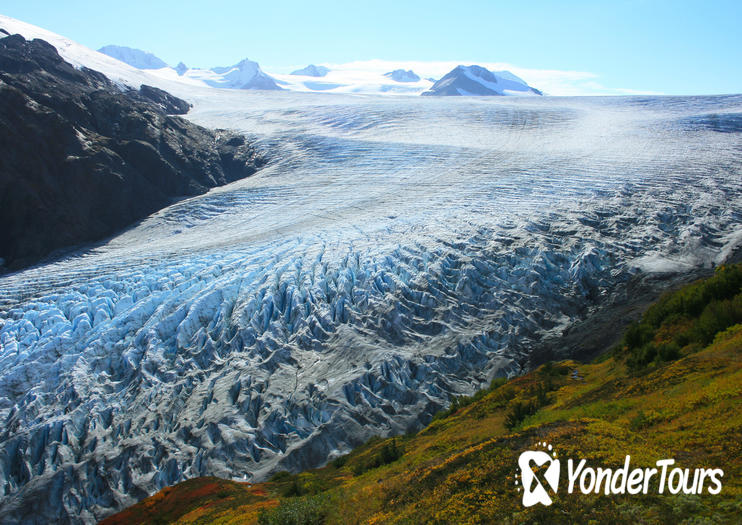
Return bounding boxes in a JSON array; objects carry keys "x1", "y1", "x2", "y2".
[{"x1": 1, "y1": 14, "x2": 742, "y2": 525}]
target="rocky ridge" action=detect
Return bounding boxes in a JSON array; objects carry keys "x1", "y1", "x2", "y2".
[{"x1": 0, "y1": 34, "x2": 265, "y2": 269}]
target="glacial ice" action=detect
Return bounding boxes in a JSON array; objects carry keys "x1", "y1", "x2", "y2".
[{"x1": 0, "y1": 92, "x2": 741, "y2": 522}]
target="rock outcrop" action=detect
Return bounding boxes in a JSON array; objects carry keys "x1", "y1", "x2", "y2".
[{"x1": 0, "y1": 34, "x2": 265, "y2": 269}]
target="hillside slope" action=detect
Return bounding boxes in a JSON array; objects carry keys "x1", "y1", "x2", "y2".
[{"x1": 102, "y1": 265, "x2": 742, "y2": 524}]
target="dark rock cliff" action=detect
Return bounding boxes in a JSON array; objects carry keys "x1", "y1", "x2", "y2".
[{"x1": 0, "y1": 34, "x2": 266, "y2": 270}]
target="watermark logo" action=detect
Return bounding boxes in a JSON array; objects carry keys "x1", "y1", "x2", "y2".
[
  {"x1": 515, "y1": 442, "x2": 724, "y2": 507},
  {"x1": 516, "y1": 442, "x2": 560, "y2": 507}
]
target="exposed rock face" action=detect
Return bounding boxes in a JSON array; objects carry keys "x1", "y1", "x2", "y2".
[
  {"x1": 0, "y1": 34, "x2": 265, "y2": 269},
  {"x1": 137, "y1": 84, "x2": 192, "y2": 114}
]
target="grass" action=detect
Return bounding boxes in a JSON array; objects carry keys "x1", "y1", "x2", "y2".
[{"x1": 102, "y1": 264, "x2": 742, "y2": 524}]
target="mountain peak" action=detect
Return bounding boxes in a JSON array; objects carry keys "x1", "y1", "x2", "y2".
[
  {"x1": 204, "y1": 58, "x2": 281, "y2": 90},
  {"x1": 422, "y1": 64, "x2": 541, "y2": 96},
  {"x1": 383, "y1": 69, "x2": 420, "y2": 83},
  {"x1": 290, "y1": 64, "x2": 330, "y2": 77}
]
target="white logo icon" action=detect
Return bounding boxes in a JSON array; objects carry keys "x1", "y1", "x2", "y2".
[{"x1": 516, "y1": 442, "x2": 560, "y2": 507}]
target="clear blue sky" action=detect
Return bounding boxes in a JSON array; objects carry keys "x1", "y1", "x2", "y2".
[{"x1": 2, "y1": 0, "x2": 740, "y2": 95}]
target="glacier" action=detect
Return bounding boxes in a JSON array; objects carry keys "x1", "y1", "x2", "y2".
[{"x1": 1, "y1": 89, "x2": 742, "y2": 523}]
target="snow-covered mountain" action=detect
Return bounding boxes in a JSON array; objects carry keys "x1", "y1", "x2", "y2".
[
  {"x1": 384, "y1": 69, "x2": 420, "y2": 82},
  {"x1": 2, "y1": 15, "x2": 541, "y2": 97},
  {"x1": 98, "y1": 45, "x2": 168, "y2": 69},
  {"x1": 92, "y1": 48, "x2": 283, "y2": 91},
  {"x1": 290, "y1": 64, "x2": 330, "y2": 77},
  {"x1": 271, "y1": 66, "x2": 434, "y2": 95},
  {"x1": 0, "y1": 14, "x2": 195, "y2": 91},
  {"x1": 183, "y1": 59, "x2": 282, "y2": 90},
  {"x1": 422, "y1": 65, "x2": 542, "y2": 96}
]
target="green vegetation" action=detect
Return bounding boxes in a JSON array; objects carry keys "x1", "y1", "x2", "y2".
[
  {"x1": 504, "y1": 363, "x2": 568, "y2": 429},
  {"x1": 103, "y1": 264, "x2": 742, "y2": 524},
  {"x1": 619, "y1": 264, "x2": 742, "y2": 369},
  {"x1": 257, "y1": 494, "x2": 331, "y2": 525},
  {"x1": 350, "y1": 437, "x2": 403, "y2": 476}
]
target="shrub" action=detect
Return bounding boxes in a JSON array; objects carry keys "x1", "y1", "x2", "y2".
[
  {"x1": 380, "y1": 438, "x2": 402, "y2": 464},
  {"x1": 504, "y1": 400, "x2": 538, "y2": 430},
  {"x1": 620, "y1": 264, "x2": 742, "y2": 370},
  {"x1": 504, "y1": 377, "x2": 558, "y2": 430},
  {"x1": 352, "y1": 438, "x2": 403, "y2": 476},
  {"x1": 624, "y1": 322, "x2": 654, "y2": 350},
  {"x1": 258, "y1": 493, "x2": 330, "y2": 525},
  {"x1": 693, "y1": 296, "x2": 742, "y2": 344},
  {"x1": 535, "y1": 383, "x2": 551, "y2": 406},
  {"x1": 270, "y1": 471, "x2": 293, "y2": 482},
  {"x1": 283, "y1": 478, "x2": 304, "y2": 497},
  {"x1": 642, "y1": 264, "x2": 742, "y2": 328},
  {"x1": 432, "y1": 375, "x2": 513, "y2": 421},
  {"x1": 629, "y1": 410, "x2": 651, "y2": 431},
  {"x1": 713, "y1": 323, "x2": 742, "y2": 343},
  {"x1": 657, "y1": 342, "x2": 680, "y2": 361},
  {"x1": 331, "y1": 455, "x2": 348, "y2": 469}
]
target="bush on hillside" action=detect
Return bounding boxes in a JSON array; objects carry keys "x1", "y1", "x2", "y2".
[{"x1": 620, "y1": 264, "x2": 742, "y2": 369}]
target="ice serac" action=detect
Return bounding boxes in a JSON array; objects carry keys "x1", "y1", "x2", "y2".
[
  {"x1": 422, "y1": 65, "x2": 542, "y2": 96},
  {"x1": 98, "y1": 45, "x2": 168, "y2": 70},
  {"x1": 205, "y1": 59, "x2": 282, "y2": 90},
  {"x1": 290, "y1": 64, "x2": 330, "y2": 77},
  {"x1": 384, "y1": 69, "x2": 420, "y2": 83},
  {"x1": 0, "y1": 34, "x2": 266, "y2": 269}
]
